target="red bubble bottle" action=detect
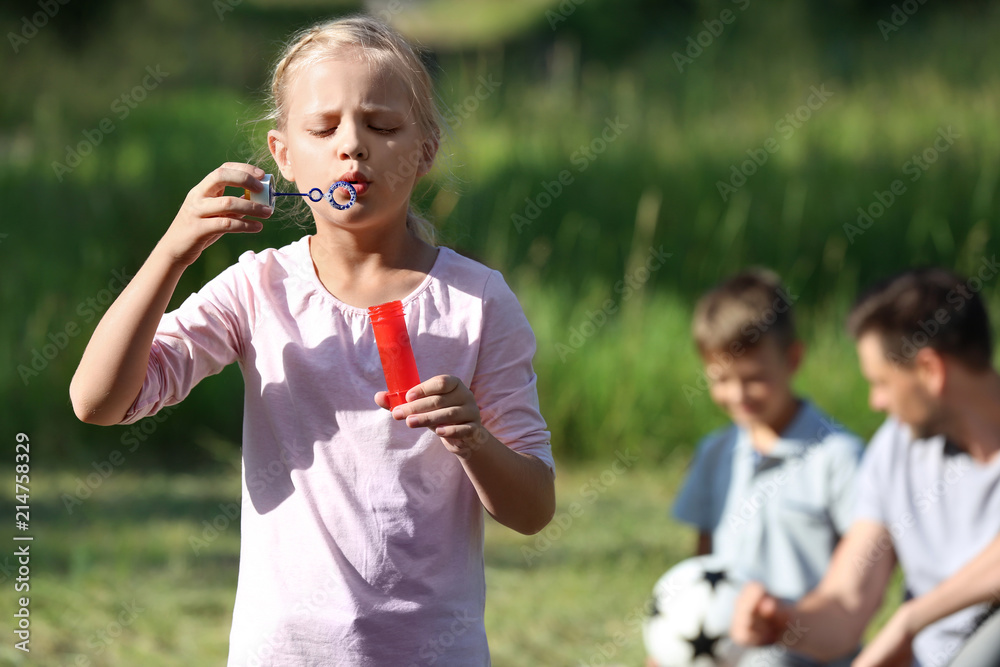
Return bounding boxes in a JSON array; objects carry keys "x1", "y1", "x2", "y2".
[{"x1": 368, "y1": 300, "x2": 421, "y2": 409}]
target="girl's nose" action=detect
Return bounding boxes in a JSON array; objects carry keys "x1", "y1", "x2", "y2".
[{"x1": 337, "y1": 123, "x2": 367, "y2": 161}]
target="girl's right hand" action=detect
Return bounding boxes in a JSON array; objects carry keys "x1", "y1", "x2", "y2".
[{"x1": 158, "y1": 163, "x2": 273, "y2": 267}]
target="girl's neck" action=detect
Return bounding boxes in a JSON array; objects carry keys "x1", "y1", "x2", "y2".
[{"x1": 308, "y1": 221, "x2": 438, "y2": 309}]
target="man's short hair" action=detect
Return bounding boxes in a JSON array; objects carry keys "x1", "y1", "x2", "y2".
[
  {"x1": 847, "y1": 267, "x2": 993, "y2": 369},
  {"x1": 692, "y1": 268, "x2": 797, "y2": 355}
]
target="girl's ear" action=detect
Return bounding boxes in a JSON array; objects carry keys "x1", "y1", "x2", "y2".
[
  {"x1": 268, "y1": 129, "x2": 295, "y2": 181},
  {"x1": 415, "y1": 131, "x2": 440, "y2": 179}
]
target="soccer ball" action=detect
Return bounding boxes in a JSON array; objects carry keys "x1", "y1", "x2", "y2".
[{"x1": 643, "y1": 555, "x2": 746, "y2": 667}]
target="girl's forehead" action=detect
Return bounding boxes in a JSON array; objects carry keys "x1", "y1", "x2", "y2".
[{"x1": 287, "y1": 55, "x2": 412, "y2": 115}]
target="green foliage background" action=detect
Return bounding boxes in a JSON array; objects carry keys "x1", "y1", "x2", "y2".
[{"x1": 3, "y1": 0, "x2": 999, "y2": 467}]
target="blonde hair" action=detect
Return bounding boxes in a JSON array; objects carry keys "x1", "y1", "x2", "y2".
[{"x1": 261, "y1": 15, "x2": 442, "y2": 243}]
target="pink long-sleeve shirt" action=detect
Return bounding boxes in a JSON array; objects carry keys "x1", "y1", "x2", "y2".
[{"x1": 121, "y1": 236, "x2": 553, "y2": 666}]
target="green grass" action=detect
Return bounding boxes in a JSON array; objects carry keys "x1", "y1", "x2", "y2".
[{"x1": 0, "y1": 466, "x2": 902, "y2": 666}]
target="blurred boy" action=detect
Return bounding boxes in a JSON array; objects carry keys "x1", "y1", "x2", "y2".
[{"x1": 663, "y1": 269, "x2": 863, "y2": 667}]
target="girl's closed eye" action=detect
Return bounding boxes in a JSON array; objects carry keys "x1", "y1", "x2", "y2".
[
  {"x1": 309, "y1": 127, "x2": 338, "y2": 137},
  {"x1": 370, "y1": 125, "x2": 398, "y2": 135}
]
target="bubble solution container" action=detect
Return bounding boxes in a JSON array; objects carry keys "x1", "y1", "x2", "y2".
[{"x1": 368, "y1": 300, "x2": 421, "y2": 409}]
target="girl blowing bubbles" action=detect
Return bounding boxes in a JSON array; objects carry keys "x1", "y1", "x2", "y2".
[{"x1": 70, "y1": 16, "x2": 555, "y2": 666}]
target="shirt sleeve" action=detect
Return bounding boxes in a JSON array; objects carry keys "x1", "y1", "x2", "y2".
[
  {"x1": 852, "y1": 418, "x2": 900, "y2": 526},
  {"x1": 120, "y1": 261, "x2": 252, "y2": 424},
  {"x1": 671, "y1": 429, "x2": 729, "y2": 532},
  {"x1": 824, "y1": 432, "x2": 866, "y2": 535},
  {"x1": 470, "y1": 271, "x2": 554, "y2": 473}
]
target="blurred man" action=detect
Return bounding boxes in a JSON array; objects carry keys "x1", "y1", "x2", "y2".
[{"x1": 731, "y1": 267, "x2": 1000, "y2": 667}]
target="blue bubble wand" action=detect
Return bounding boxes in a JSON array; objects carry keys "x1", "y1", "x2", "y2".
[{"x1": 245, "y1": 174, "x2": 357, "y2": 210}]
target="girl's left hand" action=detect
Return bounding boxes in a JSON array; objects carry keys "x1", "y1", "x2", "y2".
[{"x1": 375, "y1": 375, "x2": 487, "y2": 459}]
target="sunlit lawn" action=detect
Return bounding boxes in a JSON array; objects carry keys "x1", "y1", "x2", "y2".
[{"x1": 0, "y1": 460, "x2": 901, "y2": 666}]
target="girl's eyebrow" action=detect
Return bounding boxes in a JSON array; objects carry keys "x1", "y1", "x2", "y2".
[{"x1": 303, "y1": 104, "x2": 404, "y2": 120}]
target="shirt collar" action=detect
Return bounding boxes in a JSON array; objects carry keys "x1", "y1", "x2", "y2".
[{"x1": 735, "y1": 400, "x2": 836, "y2": 461}]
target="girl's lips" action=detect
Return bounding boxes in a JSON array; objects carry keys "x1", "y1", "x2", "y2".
[{"x1": 335, "y1": 181, "x2": 368, "y2": 197}]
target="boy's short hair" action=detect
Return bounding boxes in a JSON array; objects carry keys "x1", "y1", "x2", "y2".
[
  {"x1": 847, "y1": 267, "x2": 993, "y2": 370},
  {"x1": 692, "y1": 268, "x2": 797, "y2": 355}
]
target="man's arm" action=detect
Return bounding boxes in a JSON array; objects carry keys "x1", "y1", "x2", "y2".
[
  {"x1": 854, "y1": 533, "x2": 1000, "y2": 667},
  {"x1": 732, "y1": 520, "x2": 897, "y2": 661}
]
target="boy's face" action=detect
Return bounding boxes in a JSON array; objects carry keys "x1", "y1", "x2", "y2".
[{"x1": 702, "y1": 339, "x2": 802, "y2": 429}]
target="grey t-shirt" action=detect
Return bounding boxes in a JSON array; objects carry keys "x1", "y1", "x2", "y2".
[{"x1": 854, "y1": 418, "x2": 1000, "y2": 667}]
